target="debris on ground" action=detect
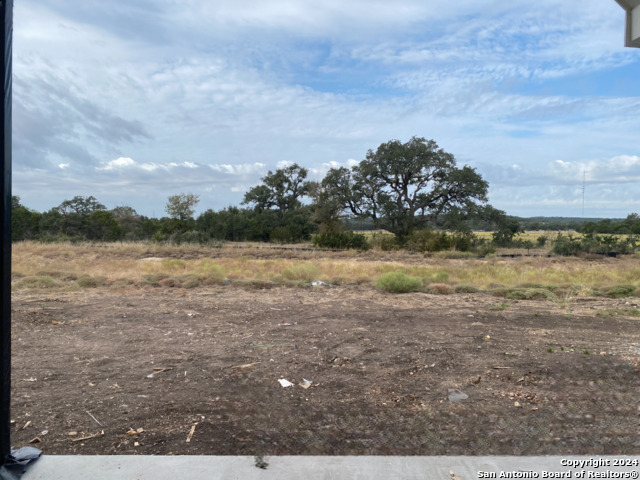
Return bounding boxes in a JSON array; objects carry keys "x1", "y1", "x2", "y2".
[{"x1": 448, "y1": 389, "x2": 469, "y2": 403}]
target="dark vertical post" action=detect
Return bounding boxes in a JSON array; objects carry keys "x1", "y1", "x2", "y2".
[{"x1": 0, "y1": 0, "x2": 11, "y2": 464}]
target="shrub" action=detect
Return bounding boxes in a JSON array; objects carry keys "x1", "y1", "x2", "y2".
[
  {"x1": 376, "y1": 271, "x2": 423, "y2": 293},
  {"x1": 312, "y1": 231, "x2": 370, "y2": 250},
  {"x1": 552, "y1": 234, "x2": 582, "y2": 256},
  {"x1": 158, "y1": 277, "x2": 178, "y2": 288},
  {"x1": 77, "y1": 275, "x2": 107, "y2": 288},
  {"x1": 605, "y1": 285, "x2": 636, "y2": 298},
  {"x1": 536, "y1": 235, "x2": 548, "y2": 248},
  {"x1": 369, "y1": 232, "x2": 398, "y2": 251},
  {"x1": 455, "y1": 285, "x2": 480, "y2": 293},
  {"x1": 179, "y1": 275, "x2": 201, "y2": 289},
  {"x1": 270, "y1": 226, "x2": 293, "y2": 244},
  {"x1": 506, "y1": 288, "x2": 557, "y2": 301}
]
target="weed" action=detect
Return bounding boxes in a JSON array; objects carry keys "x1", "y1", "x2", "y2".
[
  {"x1": 547, "y1": 348, "x2": 553, "y2": 353},
  {"x1": 583, "y1": 349, "x2": 590, "y2": 355},
  {"x1": 489, "y1": 302, "x2": 510, "y2": 311},
  {"x1": 377, "y1": 271, "x2": 423, "y2": 293}
]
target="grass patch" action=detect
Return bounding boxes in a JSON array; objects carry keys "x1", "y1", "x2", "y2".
[
  {"x1": 489, "y1": 302, "x2": 510, "y2": 311},
  {"x1": 77, "y1": 275, "x2": 107, "y2": 288},
  {"x1": 454, "y1": 285, "x2": 480, "y2": 294},
  {"x1": 110, "y1": 278, "x2": 135, "y2": 290},
  {"x1": 14, "y1": 275, "x2": 57, "y2": 289},
  {"x1": 141, "y1": 273, "x2": 171, "y2": 286},
  {"x1": 236, "y1": 279, "x2": 275, "y2": 290},
  {"x1": 506, "y1": 288, "x2": 558, "y2": 301},
  {"x1": 376, "y1": 271, "x2": 423, "y2": 293},
  {"x1": 281, "y1": 263, "x2": 321, "y2": 282}
]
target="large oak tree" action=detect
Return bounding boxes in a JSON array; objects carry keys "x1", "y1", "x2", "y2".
[{"x1": 316, "y1": 136, "x2": 491, "y2": 241}]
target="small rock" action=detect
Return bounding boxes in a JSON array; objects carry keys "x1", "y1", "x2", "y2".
[{"x1": 514, "y1": 401, "x2": 521, "y2": 408}]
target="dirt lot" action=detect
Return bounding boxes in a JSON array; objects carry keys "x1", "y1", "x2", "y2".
[{"x1": 10, "y1": 283, "x2": 640, "y2": 455}]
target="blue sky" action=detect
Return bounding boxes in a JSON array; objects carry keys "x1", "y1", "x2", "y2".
[{"x1": 12, "y1": 0, "x2": 640, "y2": 219}]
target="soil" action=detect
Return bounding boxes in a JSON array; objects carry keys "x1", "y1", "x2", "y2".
[{"x1": 10, "y1": 284, "x2": 640, "y2": 455}]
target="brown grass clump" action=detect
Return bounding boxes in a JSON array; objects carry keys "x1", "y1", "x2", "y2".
[{"x1": 425, "y1": 283, "x2": 454, "y2": 295}]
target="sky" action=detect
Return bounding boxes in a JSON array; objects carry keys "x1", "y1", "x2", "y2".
[{"x1": 12, "y1": 0, "x2": 640, "y2": 219}]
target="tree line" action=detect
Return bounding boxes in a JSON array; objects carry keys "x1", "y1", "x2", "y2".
[{"x1": 12, "y1": 136, "x2": 638, "y2": 251}]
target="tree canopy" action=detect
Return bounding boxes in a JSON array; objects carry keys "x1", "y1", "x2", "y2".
[
  {"x1": 317, "y1": 136, "x2": 490, "y2": 240},
  {"x1": 165, "y1": 193, "x2": 200, "y2": 221}
]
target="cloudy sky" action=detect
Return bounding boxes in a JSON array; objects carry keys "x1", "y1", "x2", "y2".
[{"x1": 13, "y1": 0, "x2": 640, "y2": 218}]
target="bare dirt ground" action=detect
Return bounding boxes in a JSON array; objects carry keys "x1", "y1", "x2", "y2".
[{"x1": 10, "y1": 283, "x2": 640, "y2": 456}]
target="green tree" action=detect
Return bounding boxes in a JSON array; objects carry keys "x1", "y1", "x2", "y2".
[
  {"x1": 242, "y1": 164, "x2": 317, "y2": 241},
  {"x1": 56, "y1": 196, "x2": 106, "y2": 216},
  {"x1": 111, "y1": 206, "x2": 144, "y2": 240},
  {"x1": 242, "y1": 164, "x2": 315, "y2": 216},
  {"x1": 86, "y1": 210, "x2": 122, "y2": 241},
  {"x1": 54, "y1": 196, "x2": 107, "y2": 238},
  {"x1": 165, "y1": 193, "x2": 200, "y2": 221},
  {"x1": 318, "y1": 137, "x2": 489, "y2": 242},
  {"x1": 11, "y1": 196, "x2": 42, "y2": 241}
]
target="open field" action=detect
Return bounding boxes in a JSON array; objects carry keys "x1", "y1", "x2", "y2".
[{"x1": 9, "y1": 242, "x2": 640, "y2": 455}]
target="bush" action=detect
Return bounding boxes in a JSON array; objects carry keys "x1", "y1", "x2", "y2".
[
  {"x1": 14, "y1": 275, "x2": 57, "y2": 289},
  {"x1": 455, "y1": 285, "x2": 480, "y2": 293},
  {"x1": 270, "y1": 226, "x2": 293, "y2": 244},
  {"x1": 312, "y1": 231, "x2": 370, "y2": 250},
  {"x1": 505, "y1": 288, "x2": 558, "y2": 301},
  {"x1": 605, "y1": 285, "x2": 636, "y2": 298},
  {"x1": 552, "y1": 234, "x2": 582, "y2": 256},
  {"x1": 369, "y1": 232, "x2": 398, "y2": 251},
  {"x1": 407, "y1": 229, "x2": 474, "y2": 253},
  {"x1": 376, "y1": 271, "x2": 423, "y2": 293}
]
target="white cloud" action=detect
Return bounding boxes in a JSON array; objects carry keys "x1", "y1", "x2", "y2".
[
  {"x1": 11, "y1": 0, "x2": 640, "y2": 218},
  {"x1": 97, "y1": 157, "x2": 136, "y2": 171}
]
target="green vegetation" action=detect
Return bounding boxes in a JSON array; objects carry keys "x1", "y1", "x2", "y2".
[
  {"x1": 376, "y1": 271, "x2": 423, "y2": 293},
  {"x1": 11, "y1": 135, "x2": 640, "y2": 258}
]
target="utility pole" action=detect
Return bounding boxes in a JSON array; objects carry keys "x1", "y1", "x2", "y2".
[
  {"x1": 582, "y1": 170, "x2": 586, "y2": 219},
  {"x1": 0, "y1": 0, "x2": 12, "y2": 465}
]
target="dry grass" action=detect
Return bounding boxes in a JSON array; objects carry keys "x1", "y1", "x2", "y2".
[{"x1": 10, "y1": 241, "x2": 640, "y2": 298}]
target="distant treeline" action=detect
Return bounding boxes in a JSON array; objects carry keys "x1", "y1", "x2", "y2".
[{"x1": 10, "y1": 135, "x2": 640, "y2": 250}]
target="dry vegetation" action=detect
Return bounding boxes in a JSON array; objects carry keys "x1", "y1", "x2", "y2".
[{"x1": 11, "y1": 241, "x2": 640, "y2": 303}]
